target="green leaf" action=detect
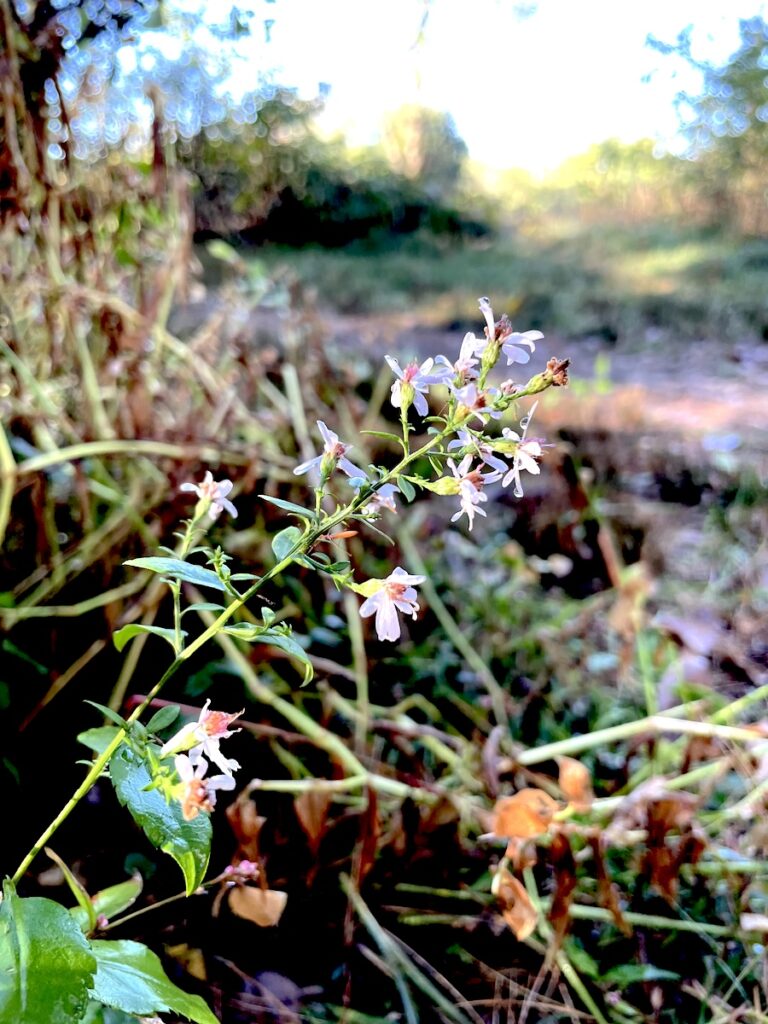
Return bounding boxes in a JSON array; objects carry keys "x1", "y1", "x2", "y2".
[
  {"x1": 222, "y1": 622, "x2": 262, "y2": 640},
  {"x1": 45, "y1": 849, "x2": 96, "y2": 932},
  {"x1": 89, "y1": 940, "x2": 217, "y2": 1023},
  {"x1": 124, "y1": 557, "x2": 226, "y2": 592},
  {"x1": 260, "y1": 495, "x2": 317, "y2": 521},
  {"x1": 256, "y1": 629, "x2": 314, "y2": 685},
  {"x1": 272, "y1": 525, "x2": 304, "y2": 563},
  {"x1": 78, "y1": 726, "x2": 121, "y2": 755},
  {"x1": 145, "y1": 705, "x2": 181, "y2": 734},
  {"x1": 71, "y1": 876, "x2": 143, "y2": 933},
  {"x1": 181, "y1": 602, "x2": 225, "y2": 618},
  {"x1": 601, "y1": 964, "x2": 680, "y2": 985},
  {"x1": 0, "y1": 880, "x2": 96, "y2": 1024},
  {"x1": 398, "y1": 476, "x2": 416, "y2": 502},
  {"x1": 359, "y1": 429, "x2": 402, "y2": 443},
  {"x1": 109, "y1": 748, "x2": 211, "y2": 895},
  {"x1": 112, "y1": 623, "x2": 184, "y2": 654},
  {"x1": 84, "y1": 701, "x2": 128, "y2": 729}
]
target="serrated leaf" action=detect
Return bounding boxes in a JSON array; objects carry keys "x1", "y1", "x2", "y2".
[
  {"x1": 109, "y1": 748, "x2": 211, "y2": 895},
  {"x1": 272, "y1": 525, "x2": 304, "y2": 563},
  {"x1": 0, "y1": 880, "x2": 96, "y2": 1024},
  {"x1": 397, "y1": 476, "x2": 416, "y2": 502},
  {"x1": 124, "y1": 557, "x2": 226, "y2": 592},
  {"x1": 113, "y1": 624, "x2": 184, "y2": 654},
  {"x1": 89, "y1": 940, "x2": 217, "y2": 1023},
  {"x1": 260, "y1": 495, "x2": 317, "y2": 521},
  {"x1": 78, "y1": 726, "x2": 121, "y2": 755},
  {"x1": 255, "y1": 629, "x2": 314, "y2": 684},
  {"x1": 145, "y1": 705, "x2": 181, "y2": 734}
]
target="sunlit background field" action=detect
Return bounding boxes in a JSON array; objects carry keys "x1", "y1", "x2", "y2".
[{"x1": 2, "y1": 2, "x2": 768, "y2": 1022}]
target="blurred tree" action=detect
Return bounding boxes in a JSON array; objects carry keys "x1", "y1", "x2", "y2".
[
  {"x1": 381, "y1": 104, "x2": 468, "y2": 200},
  {"x1": 649, "y1": 17, "x2": 768, "y2": 230}
]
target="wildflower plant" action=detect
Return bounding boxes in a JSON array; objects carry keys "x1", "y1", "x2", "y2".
[{"x1": 0, "y1": 298, "x2": 569, "y2": 1023}]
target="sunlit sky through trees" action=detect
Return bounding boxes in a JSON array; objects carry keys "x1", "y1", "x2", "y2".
[{"x1": 211, "y1": 0, "x2": 768, "y2": 175}]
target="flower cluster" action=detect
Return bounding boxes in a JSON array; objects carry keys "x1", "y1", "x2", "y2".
[
  {"x1": 161, "y1": 701, "x2": 243, "y2": 821},
  {"x1": 182, "y1": 298, "x2": 565, "y2": 647}
]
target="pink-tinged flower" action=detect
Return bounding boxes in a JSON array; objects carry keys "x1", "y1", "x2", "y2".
[
  {"x1": 293, "y1": 420, "x2": 366, "y2": 480},
  {"x1": 502, "y1": 330, "x2": 543, "y2": 366},
  {"x1": 175, "y1": 754, "x2": 236, "y2": 821},
  {"x1": 362, "y1": 483, "x2": 400, "y2": 516},
  {"x1": 385, "y1": 356, "x2": 452, "y2": 418},
  {"x1": 160, "y1": 699, "x2": 243, "y2": 776},
  {"x1": 435, "y1": 332, "x2": 484, "y2": 382},
  {"x1": 447, "y1": 429, "x2": 508, "y2": 475},
  {"x1": 447, "y1": 454, "x2": 499, "y2": 531},
  {"x1": 359, "y1": 566, "x2": 426, "y2": 642},
  {"x1": 452, "y1": 382, "x2": 501, "y2": 426},
  {"x1": 500, "y1": 402, "x2": 544, "y2": 497},
  {"x1": 180, "y1": 471, "x2": 237, "y2": 520}
]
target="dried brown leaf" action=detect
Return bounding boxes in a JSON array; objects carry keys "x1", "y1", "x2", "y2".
[
  {"x1": 294, "y1": 790, "x2": 332, "y2": 855},
  {"x1": 492, "y1": 789, "x2": 560, "y2": 840},
  {"x1": 558, "y1": 756, "x2": 594, "y2": 811},
  {"x1": 548, "y1": 833, "x2": 578, "y2": 945},
  {"x1": 495, "y1": 867, "x2": 538, "y2": 941},
  {"x1": 588, "y1": 835, "x2": 632, "y2": 937},
  {"x1": 504, "y1": 837, "x2": 538, "y2": 871},
  {"x1": 227, "y1": 886, "x2": 287, "y2": 927},
  {"x1": 226, "y1": 787, "x2": 266, "y2": 861}
]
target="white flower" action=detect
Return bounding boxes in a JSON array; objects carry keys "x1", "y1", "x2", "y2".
[
  {"x1": 447, "y1": 454, "x2": 499, "y2": 531},
  {"x1": 447, "y1": 429, "x2": 508, "y2": 475},
  {"x1": 500, "y1": 402, "x2": 544, "y2": 497},
  {"x1": 180, "y1": 471, "x2": 237, "y2": 520},
  {"x1": 175, "y1": 754, "x2": 236, "y2": 821},
  {"x1": 385, "y1": 356, "x2": 452, "y2": 418},
  {"x1": 359, "y1": 566, "x2": 426, "y2": 642},
  {"x1": 435, "y1": 332, "x2": 484, "y2": 382},
  {"x1": 452, "y1": 382, "x2": 501, "y2": 426},
  {"x1": 293, "y1": 420, "x2": 366, "y2": 480},
  {"x1": 502, "y1": 330, "x2": 543, "y2": 366},
  {"x1": 160, "y1": 700, "x2": 243, "y2": 776},
  {"x1": 361, "y1": 483, "x2": 400, "y2": 516},
  {"x1": 478, "y1": 296, "x2": 496, "y2": 342}
]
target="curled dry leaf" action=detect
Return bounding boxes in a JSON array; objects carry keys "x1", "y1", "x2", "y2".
[
  {"x1": 494, "y1": 866, "x2": 538, "y2": 941},
  {"x1": 228, "y1": 886, "x2": 288, "y2": 927},
  {"x1": 588, "y1": 835, "x2": 632, "y2": 937},
  {"x1": 548, "y1": 833, "x2": 578, "y2": 945},
  {"x1": 226, "y1": 784, "x2": 267, "y2": 861},
  {"x1": 504, "y1": 836, "x2": 538, "y2": 872},
  {"x1": 492, "y1": 788, "x2": 560, "y2": 840},
  {"x1": 294, "y1": 790, "x2": 332, "y2": 856},
  {"x1": 558, "y1": 756, "x2": 594, "y2": 811}
]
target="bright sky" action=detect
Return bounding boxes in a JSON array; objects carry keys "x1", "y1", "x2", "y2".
[{"x1": 230, "y1": 0, "x2": 768, "y2": 175}]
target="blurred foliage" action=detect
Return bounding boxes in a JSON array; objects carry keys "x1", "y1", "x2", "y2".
[
  {"x1": 381, "y1": 103, "x2": 468, "y2": 198},
  {"x1": 649, "y1": 15, "x2": 768, "y2": 233}
]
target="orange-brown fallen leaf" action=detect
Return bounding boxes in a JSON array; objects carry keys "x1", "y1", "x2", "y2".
[
  {"x1": 492, "y1": 788, "x2": 560, "y2": 839},
  {"x1": 558, "y1": 756, "x2": 594, "y2": 811},
  {"x1": 227, "y1": 887, "x2": 288, "y2": 927},
  {"x1": 494, "y1": 867, "x2": 538, "y2": 941}
]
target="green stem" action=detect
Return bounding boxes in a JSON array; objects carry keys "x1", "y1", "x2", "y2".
[{"x1": 12, "y1": 372, "x2": 560, "y2": 880}]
